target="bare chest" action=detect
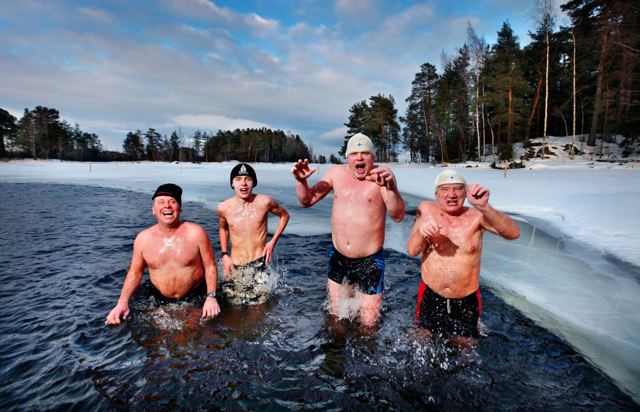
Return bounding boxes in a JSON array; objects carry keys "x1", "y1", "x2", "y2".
[
  {"x1": 434, "y1": 214, "x2": 483, "y2": 254},
  {"x1": 333, "y1": 180, "x2": 382, "y2": 209},
  {"x1": 225, "y1": 205, "x2": 268, "y2": 231},
  {"x1": 144, "y1": 235, "x2": 200, "y2": 268}
]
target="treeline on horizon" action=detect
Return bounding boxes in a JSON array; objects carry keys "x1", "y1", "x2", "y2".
[
  {"x1": 1, "y1": 0, "x2": 638, "y2": 164},
  {"x1": 0, "y1": 107, "x2": 322, "y2": 163},
  {"x1": 122, "y1": 128, "x2": 319, "y2": 164}
]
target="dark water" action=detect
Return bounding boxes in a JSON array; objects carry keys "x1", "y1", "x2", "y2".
[{"x1": 0, "y1": 183, "x2": 636, "y2": 411}]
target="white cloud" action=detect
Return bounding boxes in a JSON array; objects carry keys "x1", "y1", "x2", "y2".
[
  {"x1": 318, "y1": 126, "x2": 348, "y2": 143},
  {"x1": 166, "y1": 0, "x2": 236, "y2": 23},
  {"x1": 245, "y1": 13, "x2": 280, "y2": 36},
  {"x1": 381, "y1": 4, "x2": 434, "y2": 34},
  {"x1": 165, "y1": 114, "x2": 270, "y2": 131},
  {"x1": 335, "y1": 0, "x2": 378, "y2": 17},
  {"x1": 78, "y1": 7, "x2": 114, "y2": 23}
]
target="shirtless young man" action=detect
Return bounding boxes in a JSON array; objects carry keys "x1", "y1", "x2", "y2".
[
  {"x1": 292, "y1": 133, "x2": 405, "y2": 326},
  {"x1": 407, "y1": 169, "x2": 520, "y2": 338},
  {"x1": 106, "y1": 184, "x2": 220, "y2": 324},
  {"x1": 217, "y1": 163, "x2": 290, "y2": 305}
]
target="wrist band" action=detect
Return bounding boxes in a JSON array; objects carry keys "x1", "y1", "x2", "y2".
[
  {"x1": 206, "y1": 291, "x2": 217, "y2": 298},
  {"x1": 220, "y1": 251, "x2": 228, "y2": 257}
]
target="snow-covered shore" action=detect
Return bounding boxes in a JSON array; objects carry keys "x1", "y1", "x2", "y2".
[{"x1": 2, "y1": 136, "x2": 638, "y2": 268}]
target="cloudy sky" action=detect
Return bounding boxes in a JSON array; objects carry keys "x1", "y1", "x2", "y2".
[{"x1": 0, "y1": 0, "x2": 568, "y2": 156}]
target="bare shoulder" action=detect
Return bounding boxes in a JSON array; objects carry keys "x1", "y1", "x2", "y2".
[
  {"x1": 133, "y1": 225, "x2": 156, "y2": 250},
  {"x1": 324, "y1": 164, "x2": 344, "y2": 178},
  {"x1": 136, "y1": 225, "x2": 155, "y2": 242},
  {"x1": 217, "y1": 197, "x2": 234, "y2": 215},
  {"x1": 181, "y1": 221, "x2": 208, "y2": 238},
  {"x1": 460, "y1": 207, "x2": 483, "y2": 228},
  {"x1": 420, "y1": 201, "x2": 439, "y2": 216},
  {"x1": 328, "y1": 164, "x2": 350, "y2": 182},
  {"x1": 254, "y1": 194, "x2": 272, "y2": 204}
]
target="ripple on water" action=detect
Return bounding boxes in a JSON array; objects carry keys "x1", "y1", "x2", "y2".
[{"x1": 0, "y1": 183, "x2": 636, "y2": 410}]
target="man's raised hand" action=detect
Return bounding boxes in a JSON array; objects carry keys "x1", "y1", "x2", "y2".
[
  {"x1": 291, "y1": 159, "x2": 318, "y2": 182},
  {"x1": 366, "y1": 166, "x2": 397, "y2": 190},
  {"x1": 466, "y1": 183, "x2": 489, "y2": 208}
]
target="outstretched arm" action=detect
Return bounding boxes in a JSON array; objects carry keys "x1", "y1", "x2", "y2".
[
  {"x1": 263, "y1": 199, "x2": 290, "y2": 264},
  {"x1": 198, "y1": 227, "x2": 220, "y2": 318},
  {"x1": 106, "y1": 235, "x2": 146, "y2": 325},
  {"x1": 291, "y1": 159, "x2": 332, "y2": 207},
  {"x1": 368, "y1": 166, "x2": 405, "y2": 222},
  {"x1": 467, "y1": 183, "x2": 520, "y2": 240}
]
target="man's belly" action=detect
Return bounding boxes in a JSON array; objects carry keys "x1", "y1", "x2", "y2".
[
  {"x1": 332, "y1": 227, "x2": 384, "y2": 258},
  {"x1": 231, "y1": 245, "x2": 264, "y2": 266},
  {"x1": 150, "y1": 270, "x2": 203, "y2": 298},
  {"x1": 421, "y1": 259, "x2": 480, "y2": 298}
]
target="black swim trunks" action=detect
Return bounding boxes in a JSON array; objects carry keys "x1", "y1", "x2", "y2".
[
  {"x1": 151, "y1": 280, "x2": 207, "y2": 305},
  {"x1": 414, "y1": 281, "x2": 481, "y2": 338},
  {"x1": 327, "y1": 246, "x2": 385, "y2": 295}
]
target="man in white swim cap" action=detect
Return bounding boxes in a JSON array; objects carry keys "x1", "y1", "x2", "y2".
[
  {"x1": 291, "y1": 133, "x2": 405, "y2": 327},
  {"x1": 407, "y1": 169, "x2": 520, "y2": 340}
]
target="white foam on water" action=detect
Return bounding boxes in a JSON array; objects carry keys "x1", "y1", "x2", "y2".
[
  {"x1": 144, "y1": 303, "x2": 190, "y2": 331},
  {"x1": 323, "y1": 287, "x2": 362, "y2": 322}
]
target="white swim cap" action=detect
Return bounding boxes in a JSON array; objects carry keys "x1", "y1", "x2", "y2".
[
  {"x1": 345, "y1": 133, "x2": 374, "y2": 156},
  {"x1": 434, "y1": 169, "x2": 466, "y2": 190}
]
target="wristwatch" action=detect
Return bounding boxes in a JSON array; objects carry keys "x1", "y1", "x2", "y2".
[
  {"x1": 220, "y1": 251, "x2": 229, "y2": 257},
  {"x1": 206, "y1": 291, "x2": 217, "y2": 298}
]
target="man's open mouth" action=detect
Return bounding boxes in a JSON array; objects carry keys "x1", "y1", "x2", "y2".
[
  {"x1": 162, "y1": 210, "x2": 174, "y2": 216},
  {"x1": 355, "y1": 163, "x2": 366, "y2": 170}
]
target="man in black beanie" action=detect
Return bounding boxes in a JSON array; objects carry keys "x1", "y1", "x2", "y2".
[
  {"x1": 106, "y1": 183, "x2": 221, "y2": 324},
  {"x1": 217, "y1": 163, "x2": 289, "y2": 305}
]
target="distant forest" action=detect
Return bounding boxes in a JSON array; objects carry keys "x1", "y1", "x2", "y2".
[
  {"x1": 0, "y1": 107, "x2": 321, "y2": 163},
  {"x1": 1, "y1": 0, "x2": 637, "y2": 164}
]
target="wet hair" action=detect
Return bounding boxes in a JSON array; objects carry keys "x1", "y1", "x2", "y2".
[
  {"x1": 230, "y1": 163, "x2": 257, "y2": 188},
  {"x1": 152, "y1": 183, "x2": 182, "y2": 205}
]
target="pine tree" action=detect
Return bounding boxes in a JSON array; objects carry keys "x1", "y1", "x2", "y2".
[
  {"x1": 340, "y1": 100, "x2": 369, "y2": 157},
  {"x1": 192, "y1": 130, "x2": 203, "y2": 163},
  {"x1": 403, "y1": 63, "x2": 439, "y2": 163},
  {"x1": 123, "y1": 130, "x2": 145, "y2": 160},
  {"x1": 366, "y1": 94, "x2": 400, "y2": 162},
  {"x1": 0, "y1": 108, "x2": 17, "y2": 158},
  {"x1": 145, "y1": 128, "x2": 162, "y2": 161},
  {"x1": 169, "y1": 131, "x2": 180, "y2": 162},
  {"x1": 483, "y1": 22, "x2": 530, "y2": 159}
]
